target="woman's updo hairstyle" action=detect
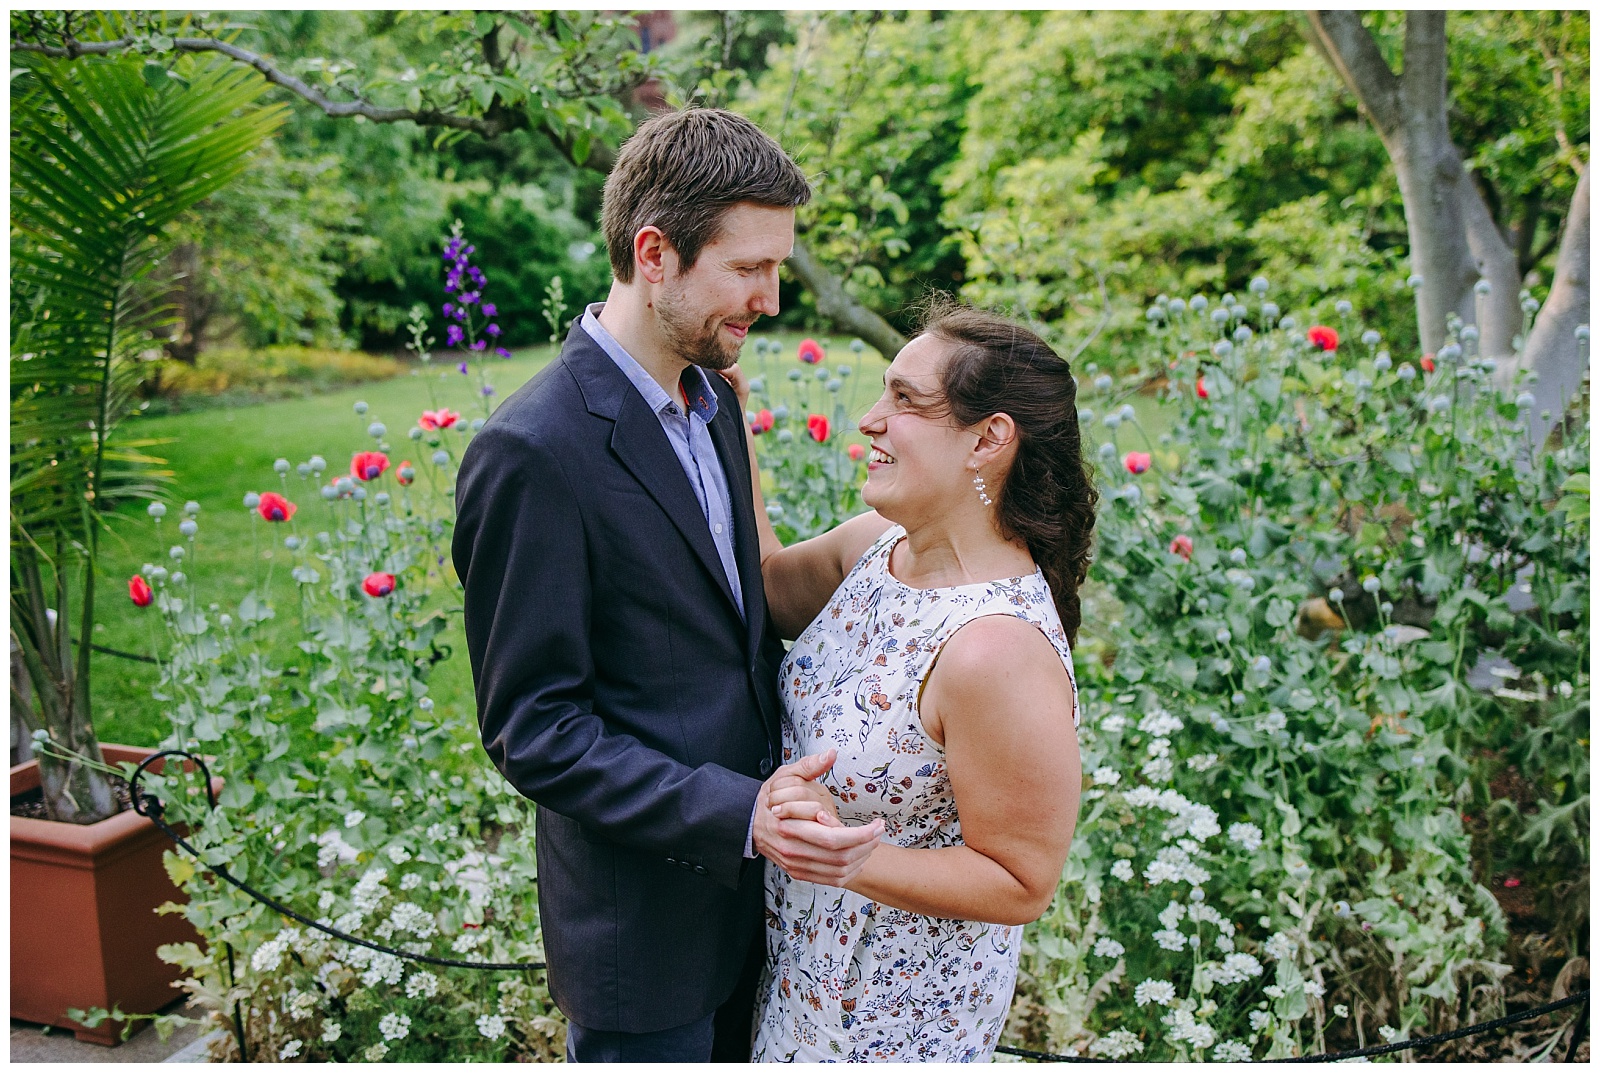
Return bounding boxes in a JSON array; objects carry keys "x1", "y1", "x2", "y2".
[{"x1": 914, "y1": 293, "x2": 1098, "y2": 644}]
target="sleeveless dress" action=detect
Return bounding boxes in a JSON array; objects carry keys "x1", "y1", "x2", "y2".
[{"x1": 752, "y1": 525, "x2": 1079, "y2": 1063}]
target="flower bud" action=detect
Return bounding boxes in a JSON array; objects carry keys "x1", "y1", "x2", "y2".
[
  {"x1": 1104, "y1": 414, "x2": 1122, "y2": 430},
  {"x1": 1230, "y1": 548, "x2": 1247, "y2": 565},
  {"x1": 183, "y1": 500, "x2": 201, "y2": 516},
  {"x1": 1407, "y1": 274, "x2": 1424, "y2": 289},
  {"x1": 296, "y1": 462, "x2": 312, "y2": 478},
  {"x1": 274, "y1": 458, "x2": 290, "y2": 474},
  {"x1": 1232, "y1": 325, "x2": 1253, "y2": 344},
  {"x1": 1335, "y1": 299, "x2": 1352, "y2": 314},
  {"x1": 837, "y1": 365, "x2": 852, "y2": 378},
  {"x1": 149, "y1": 565, "x2": 168, "y2": 582},
  {"x1": 1189, "y1": 295, "x2": 1208, "y2": 311},
  {"x1": 1216, "y1": 628, "x2": 1232, "y2": 644},
  {"x1": 354, "y1": 401, "x2": 369, "y2": 415},
  {"x1": 1078, "y1": 408, "x2": 1094, "y2": 424},
  {"x1": 375, "y1": 492, "x2": 391, "y2": 507},
  {"x1": 1362, "y1": 576, "x2": 1380, "y2": 594},
  {"x1": 471, "y1": 418, "x2": 486, "y2": 431},
  {"x1": 170, "y1": 571, "x2": 187, "y2": 586},
  {"x1": 1231, "y1": 692, "x2": 1246, "y2": 706},
  {"x1": 418, "y1": 697, "x2": 435, "y2": 712},
  {"x1": 1397, "y1": 363, "x2": 1416, "y2": 381},
  {"x1": 1361, "y1": 330, "x2": 1380, "y2": 347},
  {"x1": 1460, "y1": 325, "x2": 1479, "y2": 342},
  {"x1": 766, "y1": 502, "x2": 784, "y2": 518},
  {"x1": 1373, "y1": 352, "x2": 1392, "y2": 372},
  {"x1": 1098, "y1": 442, "x2": 1116, "y2": 461},
  {"x1": 1210, "y1": 308, "x2": 1229, "y2": 325},
  {"x1": 321, "y1": 485, "x2": 338, "y2": 500},
  {"x1": 148, "y1": 502, "x2": 167, "y2": 518},
  {"x1": 828, "y1": 379, "x2": 843, "y2": 393},
  {"x1": 1261, "y1": 301, "x2": 1280, "y2": 320},
  {"x1": 777, "y1": 429, "x2": 794, "y2": 444},
  {"x1": 1279, "y1": 315, "x2": 1297, "y2": 331},
  {"x1": 1474, "y1": 279, "x2": 1491, "y2": 296},
  {"x1": 309, "y1": 455, "x2": 327, "y2": 473},
  {"x1": 1249, "y1": 276, "x2": 1269, "y2": 294},
  {"x1": 1438, "y1": 343, "x2": 1462, "y2": 362},
  {"x1": 1576, "y1": 325, "x2": 1590, "y2": 341},
  {"x1": 850, "y1": 339, "x2": 865, "y2": 353},
  {"x1": 285, "y1": 536, "x2": 301, "y2": 550},
  {"x1": 170, "y1": 545, "x2": 186, "y2": 561},
  {"x1": 1094, "y1": 374, "x2": 1113, "y2": 391},
  {"x1": 1167, "y1": 298, "x2": 1186, "y2": 316},
  {"x1": 179, "y1": 519, "x2": 198, "y2": 538},
  {"x1": 353, "y1": 487, "x2": 367, "y2": 501},
  {"x1": 220, "y1": 614, "x2": 232, "y2": 628},
  {"x1": 432, "y1": 450, "x2": 450, "y2": 466},
  {"x1": 1119, "y1": 404, "x2": 1136, "y2": 421},
  {"x1": 244, "y1": 492, "x2": 261, "y2": 509},
  {"x1": 1516, "y1": 392, "x2": 1535, "y2": 410},
  {"x1": 1327, "y1": 587, "x2": 1343, "y2": 603},
  {"x1": 1212, "y1": 339, "x2": 1233, "y2": 358},
  {"x1": 1252, "y1": 656, "x2": 1271, "y2": 674},
  {"x1": 368, "y1": 422, "x2": 387, "y2": 439}
]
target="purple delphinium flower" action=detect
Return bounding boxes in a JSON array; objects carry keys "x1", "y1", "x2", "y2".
[
  {"x1": 458, "y1": 361, "x2": 469, "y2": 374},
  {"x1": 445, "y1": 324, "x2": 465, "y2": 347},
  {"x1": 470, "y1": 339, "x2": 487, "y2": 351},
  {"x1": 496, "y1": 347, "x2": 512, "y2": 359},
  {"x1": 487, "y1": 324, "x2": 502, "y2": 337},
  {"x1": 482, "y1": 303, "x2": 497, "y2": 318},
  {"x1": 459, "y1": 292, "x2": 477, "y2": 306},
  {"x1": 481, "y1": 384, "x2": 497, "y2": 397},
  {"x1": 442, "y1": 302, "x2": 455, "y2": 317}
]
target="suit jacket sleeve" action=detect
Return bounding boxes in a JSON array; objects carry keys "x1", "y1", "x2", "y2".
[{"x1": 453, "y1": 424, "x2": 760, "y2": 890}]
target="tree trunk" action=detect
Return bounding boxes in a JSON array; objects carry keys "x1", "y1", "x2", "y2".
[
  {"x1": 786, "y1": 239, "x2": 907, "y2": 358},
  {"x1": 1498, "y1": 163, "x2": 1590, "y2": 447},
  {"x1": 1308, "y1": 12, "x2": 1522, "y2": 358}
]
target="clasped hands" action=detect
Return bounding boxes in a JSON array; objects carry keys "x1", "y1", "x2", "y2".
[{"x1": 753, "y1": 748, "x2": 884, "y2": 886}]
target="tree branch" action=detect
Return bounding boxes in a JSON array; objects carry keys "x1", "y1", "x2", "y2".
[
  {"x1": 1306, "y1": 12, "x2": 1402, "y2": 139},
  {"x1": 14, "y1": 29, "x2": 904, "y2": 357},
  {"x1": 786, "y1": 239, "x2": 907, "y2": 358}
]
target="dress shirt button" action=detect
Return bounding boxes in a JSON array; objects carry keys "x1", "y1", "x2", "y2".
[
  {"x1": 759, "y1": 758, "x2": 774, "y2": 777},
  {"x1": 714, "y1": 523, "x2": 724, "y2": 534}
]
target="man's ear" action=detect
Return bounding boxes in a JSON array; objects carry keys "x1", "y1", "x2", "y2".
[{"x1": 634, "y1": 226, "x2": 669, "y2": 286}]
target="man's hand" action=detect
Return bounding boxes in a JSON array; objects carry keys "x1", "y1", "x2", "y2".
[
  {"x1": 753, "y1": 749, "x2": 883, "y2": 886},
  {"x1": 717, "y1": 363, "x2": 752, "y2": 411}
]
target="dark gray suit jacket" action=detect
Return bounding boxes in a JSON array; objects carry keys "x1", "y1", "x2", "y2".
[{"x1": 452, "y1": 321, "x2": 785, "y2": 1033}]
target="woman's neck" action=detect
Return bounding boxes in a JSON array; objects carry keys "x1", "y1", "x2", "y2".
[{"x1": 890, "y1": 512, "x2": 1034, "y2": 590}]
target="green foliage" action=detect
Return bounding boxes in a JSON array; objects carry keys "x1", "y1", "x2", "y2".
[
  {"x1": 148, "y1": 346, "x2": 407, "y2": 412},
  {"x1": 999, "y1": 278, "x2": 1586, "y2": 1058},
  {"x1": 10, "y1": 46, "x2": 284, "y2": 822}
]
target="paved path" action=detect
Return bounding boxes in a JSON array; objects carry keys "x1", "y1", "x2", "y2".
[{"x1": 9, "y1": 999, "x2": 210, "y2": 1063}]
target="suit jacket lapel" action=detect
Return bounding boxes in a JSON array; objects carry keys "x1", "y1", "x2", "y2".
[{"x1": 705, "y1": 387, "x2": 765, "y2": 654}]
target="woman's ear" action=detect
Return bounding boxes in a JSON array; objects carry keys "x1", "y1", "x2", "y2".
[{"x1": 972, "y1": 413, "x2": 1018, "y2": 468}]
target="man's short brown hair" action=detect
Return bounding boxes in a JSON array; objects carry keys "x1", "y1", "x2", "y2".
[{"x1": 601, "y1": 108, "x2": 811, "y2": 283}]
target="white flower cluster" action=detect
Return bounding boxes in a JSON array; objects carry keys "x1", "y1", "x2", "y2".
[
  {"x1": 445, "y1": 851, "x2": 504, "y2": 907},
  {"x1": 279, "y1": 1039, "x2": 303, "y2": 1060},
  {"x1": 1088, "y1": 1030, "x2": 1145, "y2": 1058},
  {"x1": 476, "y1": 1013, "x2": 506, "y2": 1040},
  {"x1": 452, "y1": 930, "x2": 481, "y2": 953},
  {"x1": 1139, "y1": 709, "x2": 1184, "y2": 737},
  {"x1": 1093, "y1": 937, "x2": 1126, "y2": 958},
  {"x1": 388, "y1": 901, "x2": 438, "y2": 939},
  {"x1": 1212, "y1": 1039, "x2": 1252, "y2": 1061},
  {"x1": 385, "y1": 843, "x2": 413, "y2": 864},
  {"x1": 426, "y1": 821, "x2": 457, "y2": 843},
  {"x1": 321, "y1": 1021, "x2": 343, "y2": 1043},
  {"x1": 250, "y1": 934, "x2": 290, "y2": 974},
  {"x1": 1141, "y1": 755, "x2": 1175, "y2": 782},
  {"x1": 352, "y1": 868, "x2": 390, "y2": 913},
  {"x1": 1227, "y1": 821, "x2": 1264, "y2": 852},
  {"x1": 1144, "y1": 844, "x2": 1211, "y2": 886},
  {"x1": 1249, "y1": 1010, "x2": 1271, "y2": 1032},
  {"x1": 1109, "y1": 858, "x2": 1135, "y2": 881},
  {"x1": 1263, "y1": 932, "x2": 1297, "y2": 961},
  {"x1": 1091, "y1": 766, "x2": 1121, "y2": 787},
  {"x1": 1134, "y1": 979, "x2": 1177, "y2": 1007},
  {"x1": 285, "y1": 989, "x2": 319, "y2": 1021},
  {"x1": 1100, "y1": 713, "x2": 1128, "y2": 734},
  {"x1": 1154, "y1": 928, "x2": 1188, "y2": 951},
  {"x1": 1162, "y1": 1006, "x2": 1216, "y2": 1049},
  {"x1": 1304, "y1": 979, "x2": 1326, "y2": 998},
  {"x1": 1211, "y1": 952, "x2": 1265, "y2": 985},
  {"x1": 379, "y1": 1012, "x2": 411, "y2": 1042},
  {"x1": 1186, "y1": 753, "x2": 1219, "y2": 772},
  {"x1": 347, "y1": 944, "x2": 405, "y2": 987},
  {"x1": 405, "y1": 970, "x2": 440, "y2": 999},
  {"x1": 316, "y1": 829, "x2": 359, "y2": 869},
  {"x1": 365, "y1": 1042, "x2": 389, "y2": 1061}
]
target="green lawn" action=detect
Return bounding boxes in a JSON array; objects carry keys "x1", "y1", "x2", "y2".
[{"x1": 85, "y1": 333, "x2": 897, "y2": 747}]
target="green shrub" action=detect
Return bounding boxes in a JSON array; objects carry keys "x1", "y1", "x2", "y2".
[{"x1": 149, "y1": 346, "x2": 406, "y2": 410}]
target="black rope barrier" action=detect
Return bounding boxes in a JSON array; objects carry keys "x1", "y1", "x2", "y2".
[
  {"x1": 132, "y1": 750, "x2": 1588, "y2": 1063},
  {"x1": 129, "y1": 750, "x2": 546, "y2": 973}
]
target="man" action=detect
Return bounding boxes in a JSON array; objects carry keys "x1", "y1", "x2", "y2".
[{"x1": 453, "y1": 108, "x2": 883, "y2": 1063}]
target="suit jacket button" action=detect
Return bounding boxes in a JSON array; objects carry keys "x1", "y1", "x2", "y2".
[
  {"x1": 694, "y1": 865, "x2": 707, "y2": 876},
  {"x1": 759, "y1": 758, "x2": 774, "y2": 777},
  {"x1": 665, "y1": 857, "x2": 677, "y2": 866}
]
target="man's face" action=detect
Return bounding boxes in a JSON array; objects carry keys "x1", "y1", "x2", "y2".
[{"x1": 656, "y1": 203, "x2": 794, "y2": 372}]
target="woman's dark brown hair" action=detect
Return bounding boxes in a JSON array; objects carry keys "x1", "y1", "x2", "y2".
[{"x1": 915, "y1": 293, "x2": 1098, "y2": 645}]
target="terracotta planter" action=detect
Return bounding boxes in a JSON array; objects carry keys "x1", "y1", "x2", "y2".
[{"x1": 11, "y1": 744, "x2": 215, "y2": 1045}]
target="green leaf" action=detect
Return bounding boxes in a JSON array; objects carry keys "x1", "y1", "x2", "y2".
[{"x1": 141, "y1": 61, "x2": 169, "y2": 88}]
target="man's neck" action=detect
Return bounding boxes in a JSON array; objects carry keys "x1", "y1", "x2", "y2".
[{"x1": 596, "y1": 283, "x2": 688, "y2": 399}]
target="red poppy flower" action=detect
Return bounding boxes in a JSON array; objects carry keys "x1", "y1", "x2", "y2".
[
  {"x1": 1124, "y1": 451, "x2": 1151, "y2": 475},
  {"x1": 1503, "y1": 877, "x2": 1521, "y2": 888},
  {"x1": 848, "y1": 444, "x2": 866, "y2": 462},
  {"x1": 257, "y1": 492, "x2": 296, "y2": 523},
  {"x1": 1169, "y1": 535, "x2": 1193, "y2": 561},
  {"x1": 418, "y1": 408, "x2": 460, "y2": 431},
  {"x1": 397, "y1": 463, "x2": 415, "y2": 486},
  {"x1": 129, "y1": 575, "x2": 153, "y2": 607},
  {"x1": 351, "y1": 451, "x2": 390, "y2": 482},
  {"x1": 1421, "y1": 353, "x2": 1436, "y2": 373},
  {"x1": 362, "y1": 572, "x2": 396, "y2": 598},
  {"x1": 1196, "y1": 375, "x2": 1209, "y2": 399},
  {"x1": 1307, "y1": 325, "x2": 1339, "y2": 352},
  {"x1": 797, "y1": 338, "x2": 824, "y2": 365},
  {"x1": 751, "y1": 409, "x2": 775, "y2": 435},
  {"x1": 807, "y1": 413, "x2": 830, "y2": 443}
]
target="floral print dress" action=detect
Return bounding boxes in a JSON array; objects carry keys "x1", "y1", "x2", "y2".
[{"x1": 752, "y1": 525, "x2": 1079, "y2": 1063}]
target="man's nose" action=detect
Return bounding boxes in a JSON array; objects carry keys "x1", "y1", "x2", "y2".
[{"x1": 749, "y1": 267, "x2": 781, "y2": 317}]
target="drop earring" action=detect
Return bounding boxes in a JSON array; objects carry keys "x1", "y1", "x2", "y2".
[{"x1": 973, "y1": 470, "x2": 993, "y2": 507}]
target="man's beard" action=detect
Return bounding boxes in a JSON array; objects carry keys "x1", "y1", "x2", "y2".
[{"x1": 657, "y1": 284, "x2": 746, "y2": 372}]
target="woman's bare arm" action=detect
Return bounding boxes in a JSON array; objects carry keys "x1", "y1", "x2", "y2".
[{"x1": 768, "y1": 614, "x2": 1081, "y2": 924}]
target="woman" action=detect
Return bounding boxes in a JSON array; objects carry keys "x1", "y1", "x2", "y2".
[{"x1": 736, "y1": 297, "x2": 1096, "y2": 1061}]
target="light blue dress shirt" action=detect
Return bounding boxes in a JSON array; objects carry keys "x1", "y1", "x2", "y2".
[{"x1": 581, "y1": 304, "x2": 745, "y2": 620}]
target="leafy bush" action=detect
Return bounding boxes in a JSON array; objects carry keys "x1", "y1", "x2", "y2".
[
  {"x1": 148, "y1": 346, "x2": 406, "y2": 411},
  {"x1": 1006, "y1": 282, "x2": 1587, "y2": 1059}
]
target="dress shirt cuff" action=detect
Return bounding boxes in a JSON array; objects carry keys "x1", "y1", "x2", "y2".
[{"x1": 745, "y1": 802, "x2": 758, "y2": 859}]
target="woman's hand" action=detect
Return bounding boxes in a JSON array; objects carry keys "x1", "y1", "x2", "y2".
[
  {"x1": 717, "y1": 363, "x2": 752, "y2": 411},
  {"x1": 767, "y1": 770, "x2": 843, "y2": 825}
]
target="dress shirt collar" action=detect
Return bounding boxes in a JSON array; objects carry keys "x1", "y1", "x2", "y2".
[{"x1": 582, "y1": 303, "x2": 719, "y2": 422}]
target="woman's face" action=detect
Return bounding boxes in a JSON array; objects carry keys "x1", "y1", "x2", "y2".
[{"x1": 858, "y1": 334, "x2": 983, "y2": 524}]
